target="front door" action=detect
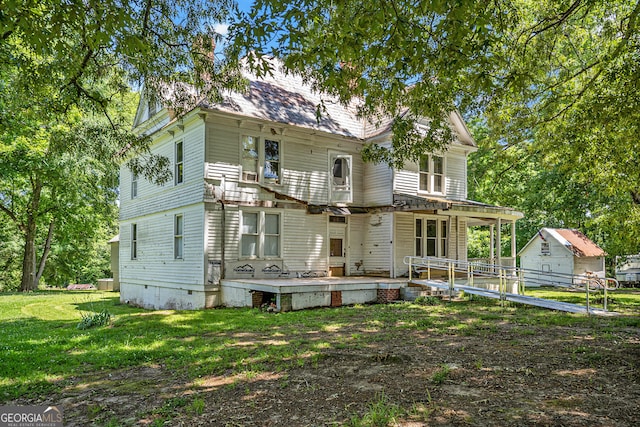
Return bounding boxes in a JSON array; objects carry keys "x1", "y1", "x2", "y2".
[{"x1": 329, "y1": 217, "x2": 347, "y2": 276}]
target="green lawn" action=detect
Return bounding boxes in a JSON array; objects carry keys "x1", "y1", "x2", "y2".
[
  {"x1": 1, "y1": 289, "x2": 638, "y2": 425},
  {"x1": 526, "y1": 287, "x2": 640, "y2": 314}
]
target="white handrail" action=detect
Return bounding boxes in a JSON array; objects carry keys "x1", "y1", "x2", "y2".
[{"x1": 404, "y1": 255, "x2": 619, "y2": 312}]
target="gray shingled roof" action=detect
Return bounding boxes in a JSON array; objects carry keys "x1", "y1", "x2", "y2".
[
  {"x1": 199, "y1": 60, "x2": 476, "y2": 147},
  {"x1": 202, "y1": 62, "x2": 365, "y2": 138}
]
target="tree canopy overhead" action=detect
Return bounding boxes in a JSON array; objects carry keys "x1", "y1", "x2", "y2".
[
  {"x1": 230, "y1": 0, "x2": 638, "y2": 167},
  {"x1": 1, "y1": 0, "x2": 245, "y2": 290},
  {"x1": 1, "y1": 0, "x2": 244, "y2": 115}
]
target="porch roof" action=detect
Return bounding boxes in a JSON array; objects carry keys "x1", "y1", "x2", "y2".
[{"x1": 393, "y1": 193, "x2": 524, "y2": 223}]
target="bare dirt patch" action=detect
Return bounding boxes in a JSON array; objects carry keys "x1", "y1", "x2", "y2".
[{"x1": 14, "y1": 309, "x2": 640, "y2": 426}]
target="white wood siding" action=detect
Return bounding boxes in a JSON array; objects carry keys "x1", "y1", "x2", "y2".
[
  {"x1": 364, "y1": 162, "x2": 393, "y2": 205},
  {"x1": 282, "y1": 210, "x2": 327, "y2": 272},
  {"x1": 207, "y1": 206, "x2": 328, "y2": 278},
  {"x1": 391, "y1": 148, "x2": 468, "y2": 200},
  {"x1": 446, "y1": 151, "x2": 467, "y2": 200},
  {"x1": 394, "y1": 213, "x2": 414, "y2": 277},
  {"x1": 574, "y1": 257, "x2": 605, "y2": 277},
  {"x1": 364, "y1": 213, "x2": 393, "y2": 275},
  {"x1": 204, "y1": 115, "x2": 363, "y2": 206},
  {"x1": 120, "y1": 117, "x2": 205, "y2": 221},
  {"x1": 348, "y1": 215, "x2": 366, "y2": 275},
  {"x1": 120, "y1": 204, "x2": 206, "y2": 289}
]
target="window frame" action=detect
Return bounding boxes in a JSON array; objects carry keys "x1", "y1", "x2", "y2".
[
  {"x1": 240, "y1": 210, "x2": 282, "y2": 259},
  {"x1": 329, "y1": 152, "x2": 353, "y2": 203},
  {"x1": 541, "y1": 241, "x2": 550, "y2": 255},
  {"x1": 175, "y1": 140, "x2": 184, "y2": 185},
  {"x1": 241, "y1": 135, "x2": 259, "y2": 182},
  {"x1": 418, "y1": 154, "x2": 445, "y2": 195},
  {"x1": 131, "y1": 223, "x2": 138, "y2": 260},
  {"x1": 131, "y1": 172, "x2": 138, "y2": 199},
  {"x1": 239, "y1": 135, "x2": 282, "y2": 185},
  {"x1": 174, "y1": 214, "x2": 184, "y2": 260},
  {"x1": 263, "y1": 139, "x2": 280, "y2": 184},
  {"x1": 414, "y1": 216, "x2": 448, "y2": 258}
]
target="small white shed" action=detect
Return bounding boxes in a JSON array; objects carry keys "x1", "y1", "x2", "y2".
[{"x1": 519, "y1": 228, "x2": 606, "y2": 287}]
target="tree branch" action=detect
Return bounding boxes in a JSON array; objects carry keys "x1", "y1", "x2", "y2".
[{"x1": 0, "y1": 202, "x2": 22, "y2": 230}]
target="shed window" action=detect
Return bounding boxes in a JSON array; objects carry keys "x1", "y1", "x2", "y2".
[{"x1": 541, "y1": 242, "x2": 550, "y2": 255}]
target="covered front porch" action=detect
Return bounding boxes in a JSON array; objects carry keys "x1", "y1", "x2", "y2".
[{"x1": 450, "y1": 200, "x2": 523, "y2": 268}]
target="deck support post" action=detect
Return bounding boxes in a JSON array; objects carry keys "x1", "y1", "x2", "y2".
[
  {"x1": 489, "y1": 224, "x2": 495, "y2": 266},
  {"x1": 496, "y1": 218, "x2": 502, "y2": 270},
  {"x1": 510, "y1": 220, "x2": 517, "y2": 270},
  {"x1": 448, "y1": 261, "x2": 454, "y2": 301}
]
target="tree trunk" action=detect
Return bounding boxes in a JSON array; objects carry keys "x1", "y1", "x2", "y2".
[
  {"x1": 20, "y1": 220, "x2": 37, "y2": 291},
  {"x1": 34, "y1": 219, "x2": 55, "y2": 288},
  {"x1": 20, "y1": 176, "x2": 42, "y2": 292}
]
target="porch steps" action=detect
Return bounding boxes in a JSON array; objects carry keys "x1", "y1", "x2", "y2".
[{"x1": 410, "y1": 279, "x2": 619, "y2": 316}]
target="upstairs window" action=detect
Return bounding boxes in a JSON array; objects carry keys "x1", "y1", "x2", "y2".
[
  {"x1": 174, "y1": 215, "x2": 184, "y2": 259},
  {"x1": 241, "y1": 135, "x2": 259, "y2": 182},
  {"x1": 175, "y1": 141, "x2": 184, "y2": 184},
  {"x1": 264, "y1": 139, "x2": 280, "y2": 184},
  {"x1": 131, "y1": 172, "x2": 138, "y2": 199},
  {"x1": 148, "y1": 100, "x2": 157, "y2": 117},
  {"x1": 240, "y1": 136, "x2": 281, "y2": 184},
  {"x1": 332, "y1": 156, "x2": 351, "y2": 189},
  {"x1": 330, "y1": 153, "x2": 353, "y2": 203},
  {"x1": 419, "y1": 155, "x2": 444, "y2": 194}
]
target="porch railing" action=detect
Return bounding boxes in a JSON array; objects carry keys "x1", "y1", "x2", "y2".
[{"x1": 404, "y1": 256, "x2": 620, "y2": 312}]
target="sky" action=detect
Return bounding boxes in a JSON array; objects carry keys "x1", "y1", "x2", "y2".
[{"x1": 213, "y1": 0, "x2": 255, "y2": 36}]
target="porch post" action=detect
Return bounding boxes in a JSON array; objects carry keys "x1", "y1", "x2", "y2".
[
  {"x1": 511, "y1": 220, "x2": 517, "y2": 269},
  {"x1": 489, "y1": 224, "x2": 495, "y2": 264},
  {"x1": 496, "y1": 218, "x2": 502, "y2": 267}
]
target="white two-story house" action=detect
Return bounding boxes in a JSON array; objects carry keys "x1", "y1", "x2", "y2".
[{"x1": 119, "y1": 63, "x2": 523, "y2": 309}]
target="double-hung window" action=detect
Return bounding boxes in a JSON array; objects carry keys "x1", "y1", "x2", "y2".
[
  {"x1": 131, "y1": 172, "x2": 138, "y2": 199},
  {"x1": 264, "y1": 139, "x2": 280, "y2": 183},
  {"x1": 131, "y1": 223, "x2": 138, "y2": 260},
  {"x1": 175, "y1": 141, "x2": 184, "y2": 185},
  {"x1": 241, "y1": 135, "x2": 259, "y2": 182},
  {"x1": 241, "y1": 211, "x2": 281, "y2": 258},
  {"x1": 174, "y1": 215, "x2": 184, "y2": 259},
  {"x1": 419, "y1": 155, "x2": 444, "y2": 194},
  {"x1": 415, "y1": 218, "x2": 448, "y2": 258},
  {"x1": 241, "y1": 135, "x2": 281, "y2": 184}
]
